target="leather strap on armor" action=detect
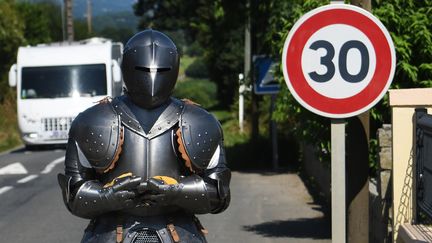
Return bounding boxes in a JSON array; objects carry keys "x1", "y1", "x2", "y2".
[{"x1": 167, "y1": 223, "x2": 180, "y2": 242}]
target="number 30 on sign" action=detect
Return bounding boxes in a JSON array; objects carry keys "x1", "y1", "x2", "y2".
[{"x1": 282, "y1": 4, "x2": 396, "y2": 119}]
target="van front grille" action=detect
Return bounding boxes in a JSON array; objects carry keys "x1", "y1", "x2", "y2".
[{"x1": 42, "y1": 117, "x2": 74, "y2": 132}]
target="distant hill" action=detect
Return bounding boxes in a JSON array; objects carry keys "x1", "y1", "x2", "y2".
[
  {"x1": 72, "y1": 0, "x2": 136, "y2": 18},
  {"x1": 74, "y1": 0, "x2": 139, "y2": 32}
]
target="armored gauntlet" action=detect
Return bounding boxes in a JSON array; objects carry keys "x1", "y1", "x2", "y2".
[{"x1": 59, "y1": 174, "x2": 141, "y2": 218}]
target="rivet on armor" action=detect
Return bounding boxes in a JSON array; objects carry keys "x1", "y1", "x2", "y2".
[
  {"x1": 210, "y1": 138, "x2": 213, "y2": 142},
  {"x1": 187, "y1": 142, "x2": 190, "y2": 145},
  {"x1": 198, "y1": 133, "x2": 201, "y2": 137},
  {"x1": 202, "y1": 150, "x2": 205, "y2": 153},
  {"x1": 85, "y1": 139, "x2": 89, "y2": 143},
  {"x1": 176, "y1": 112, "x2": 179, "y2": 115},
  {"x1": 101, "y1": 143, "x2": 104, "y2": 146},
  {"x1": 106, "y1": 157, "x2": 110, "y2": 160},
  {"x1": 99, "y1": 134, "x2": 102, "y2": 137},
  {"x1": 85, "y1": 201, "x2": 88, "y2": 205},
  {"x1": 208, "y1": 149, "x2": 211, "y2": 152},
  {"x1": 161, "y1": 231, "x2": 165, "y2": 235},
  {"x1": 128, "y1": 120, "x2": 131, "y2": 123},
  {"x1": 94, "y1": 141, "x2": 97, "y2": 144},
  {"x1": 112, "y1": 143, "x2": 115, "y2": 146},
  {"x1": 180, "y1": 106, "x2": 183, "y2": 109},
  {"x1": 167, "y1": 121, "x2": 171, "y2": 124},
  {"x1": 89, "y1": 148, "x2": 92, "y2": 151},
  {"x1": 79, "y1": 196, "x2": 83, "y2": 199},
  {"x1": 185, "y1": 196, "x2": 188, "y2": 199},
  {"x1": 120, "y1": 112, "x2": 123, "y2": 115},
  {"x1": 90, "y1": 132, "x2": 94, "y2": 136},
  {"x1": 158, "y1": 127, "x2": 161, "y2": 130},
  {"x1": 203, "y1": 140, "x2": 206, "y2": 144},
  {"x1": 138, "y1": 125, "x2": 141, "y2": 129},
  {"x1": 202, "y1": 193, "x2": 205, "y2": 197},
  {"x1": 115, "y1": 105, "x2": 118, "y2": 108},
  {"x1": 93, "y1": 200, "x2": 97, "y2": 203},
  {"x1": 193, "y1": 156, "x2": 196, "y2": 160},
  {"x1": 205, "y1": 132, "x2": 208, "y2": 135},
  {"x1": 96, "y1": 150, "x2": 99, "y2": 153},
  {"x1": 197, "y1": 142, "x2": 200, "y2": 146},
  {"x1": 195, "y1": 198, "x2": 198, "y2": 201}
]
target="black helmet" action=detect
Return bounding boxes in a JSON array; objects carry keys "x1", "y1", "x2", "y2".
[{"x1": 121, "y1": 30, "x2": 179, "y2": 109}]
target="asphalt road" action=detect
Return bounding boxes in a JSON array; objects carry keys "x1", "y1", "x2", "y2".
[{"x1": 0, "y1": 147, "x2": 330, "y2": 243}]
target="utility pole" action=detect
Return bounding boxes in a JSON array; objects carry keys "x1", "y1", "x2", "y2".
[
  {"x1": 87, "y1": 0, "x2": 92, "y2": 34},
  {"x1": 346, "y1": 2, "x2": 371, "y2": 243},
  {"x1": 64, "y1": 0, "x2": 74, "y2": 43}
]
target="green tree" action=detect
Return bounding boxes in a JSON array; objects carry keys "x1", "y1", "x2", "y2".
[
  {"x1": 0, "y1": 0, "x2": 25, "y2": 95},
  {"x1": 16, "y1": 0, "x2": 63, "y2": 45}
]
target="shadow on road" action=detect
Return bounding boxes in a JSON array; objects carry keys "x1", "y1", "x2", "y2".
[{"x1": 242, "y1": 216, "x2": 331, "y2": 239}]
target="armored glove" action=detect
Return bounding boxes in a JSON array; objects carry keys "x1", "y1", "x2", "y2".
[
  {"x1": 140, "y1": 177, "x2": 182, "y2": 206},
  {"x1": 63, "y1": 174, "x2": 141, "y2": 218},
  {"x1": 138, "y1": 175, "x2": 214, "y2": 214}
]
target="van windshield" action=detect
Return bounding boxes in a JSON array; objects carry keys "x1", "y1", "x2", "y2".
[{"x1": 21, "y1": 64, "x2": 107, "y2": 99}]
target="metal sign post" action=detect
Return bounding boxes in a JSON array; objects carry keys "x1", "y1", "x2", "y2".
[{"x1": 331, "y1": 119, "x2": 346, "y2": 242}]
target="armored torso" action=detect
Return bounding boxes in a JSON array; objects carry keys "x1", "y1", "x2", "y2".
[{"x1": 72, "y1": 96, "x2": 188, "y2": 216}]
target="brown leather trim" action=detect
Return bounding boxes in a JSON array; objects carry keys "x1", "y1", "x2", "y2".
[
  {"x1": 98, "y1": 96, "x2": 112, "y2": 104},
  {"x1": 176, "y1": 128, "x2": 194, "y2": 173},
  {"x1": 100, "y1": 126, "x2": 124, "y2": 174},
  {"x1": 181, "y1": 98, "x2": 200, "y2": 106}
]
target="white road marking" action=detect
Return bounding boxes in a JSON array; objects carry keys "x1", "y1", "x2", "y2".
[
  {"x1": 0, "y1": 186, "x2": 13, "y2": 195},
  {"x1": 0, "y1": 162, "x2": 28, "y2": 175},
  {"x1": 41, "y1": 157, "x2": 64, "y2": 174},
  {"x1": 17, "y1": 174, "x2": 39, "y2": 184}
]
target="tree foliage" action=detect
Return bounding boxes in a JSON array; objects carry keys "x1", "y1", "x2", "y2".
[
  {"x1": 16, "y1": 1, "x2": 63, "y2": 45},
  {"x1": 0, "y1": 0, "x2": 25, "y2": 95}
]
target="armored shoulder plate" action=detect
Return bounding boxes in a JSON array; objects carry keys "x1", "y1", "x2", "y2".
[
  {"x1": 179, "y1": 104, "x2": 222, "y2": 170},
  {"x1": 69, "y1": 101, "x2": 122, "y2": 172}
]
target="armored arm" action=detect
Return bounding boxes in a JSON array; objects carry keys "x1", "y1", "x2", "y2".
[
  {"x1": 58, "y1": 103, "x2": 139, "y2": 219},
  {"x1": 141, "y1": 103, "x2": 231, "y2": 214},
  {"x1": 142, "y1": 144, "x2": 231, "y2": 214},
  {"x1": 58, "y1": 139, "x2": 140, "y2": 219}
]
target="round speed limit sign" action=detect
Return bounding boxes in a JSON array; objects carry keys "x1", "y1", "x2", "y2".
[{"x1": 282, "y1": 4, "x2": 396, "y2": 118}]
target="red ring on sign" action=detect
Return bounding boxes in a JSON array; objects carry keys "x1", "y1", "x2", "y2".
[{"x1": 285, "y1": 8, "x2": 392, "y2": 115}]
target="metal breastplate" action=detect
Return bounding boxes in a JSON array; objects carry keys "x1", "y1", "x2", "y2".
[
  {"x1": 100, "y1": 128, "x2": 182, "y2": 183},
  {"x1": 99, "y1": 97, "x2": 185, "y2": 216}
]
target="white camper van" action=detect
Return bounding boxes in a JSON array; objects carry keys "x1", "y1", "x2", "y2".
[{"x1": 8, "y1": 38, "x2": 123, "y2": 146}]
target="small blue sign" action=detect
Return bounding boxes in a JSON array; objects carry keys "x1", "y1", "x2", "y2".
[{"x1": 254, "y1": 57, "x2": 280, "y2": 95}]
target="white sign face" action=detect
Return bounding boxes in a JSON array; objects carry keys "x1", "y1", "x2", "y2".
[{"x1": 282, "y1": 4, "x2": 396, "y2": 118}]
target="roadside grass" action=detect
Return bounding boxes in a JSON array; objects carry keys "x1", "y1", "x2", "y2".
[
  {"x1": 178, "y1": 55, "x2": 195, "y2": 81},
  {"x1": 0, "y1": 91, "x2": 21, "y2": 152}
]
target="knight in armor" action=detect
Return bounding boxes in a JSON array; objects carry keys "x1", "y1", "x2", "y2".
[{"x1": 58, "y1": 29, "x2": 231, "y2": 243}]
